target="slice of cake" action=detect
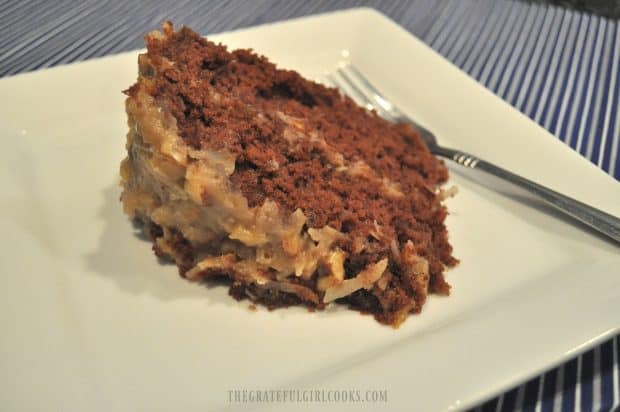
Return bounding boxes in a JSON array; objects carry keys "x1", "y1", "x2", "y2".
[{"x1": 120, "y1": 23, "x2": 457, "y2": 326}]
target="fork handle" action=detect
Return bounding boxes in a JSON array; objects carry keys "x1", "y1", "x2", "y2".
[{"x1": 433, "y1": 146, "x2": 620, "y2": 243}]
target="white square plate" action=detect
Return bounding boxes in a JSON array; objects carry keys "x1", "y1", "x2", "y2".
[{"x1": 1, "y1": 8, "x2": 619, "y2": 411}]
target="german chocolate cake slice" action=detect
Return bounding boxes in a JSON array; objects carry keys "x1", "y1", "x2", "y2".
[{"x1": 120, "y1": 23, "x2": 457, "y2": 326}]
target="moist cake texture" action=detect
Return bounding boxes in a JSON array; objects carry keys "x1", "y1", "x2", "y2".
[{"x1": 120, "y1": 23, "x2": 457, "y2": 326}]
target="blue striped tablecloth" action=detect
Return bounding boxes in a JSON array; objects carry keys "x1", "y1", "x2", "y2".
[{"x1": 1, "y1": 1, "x2": 618, "y2": 410}]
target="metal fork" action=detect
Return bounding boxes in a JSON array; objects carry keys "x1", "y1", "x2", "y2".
[{"x1": 327, "y1": 64, "x2": 620, "y2": 243}]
